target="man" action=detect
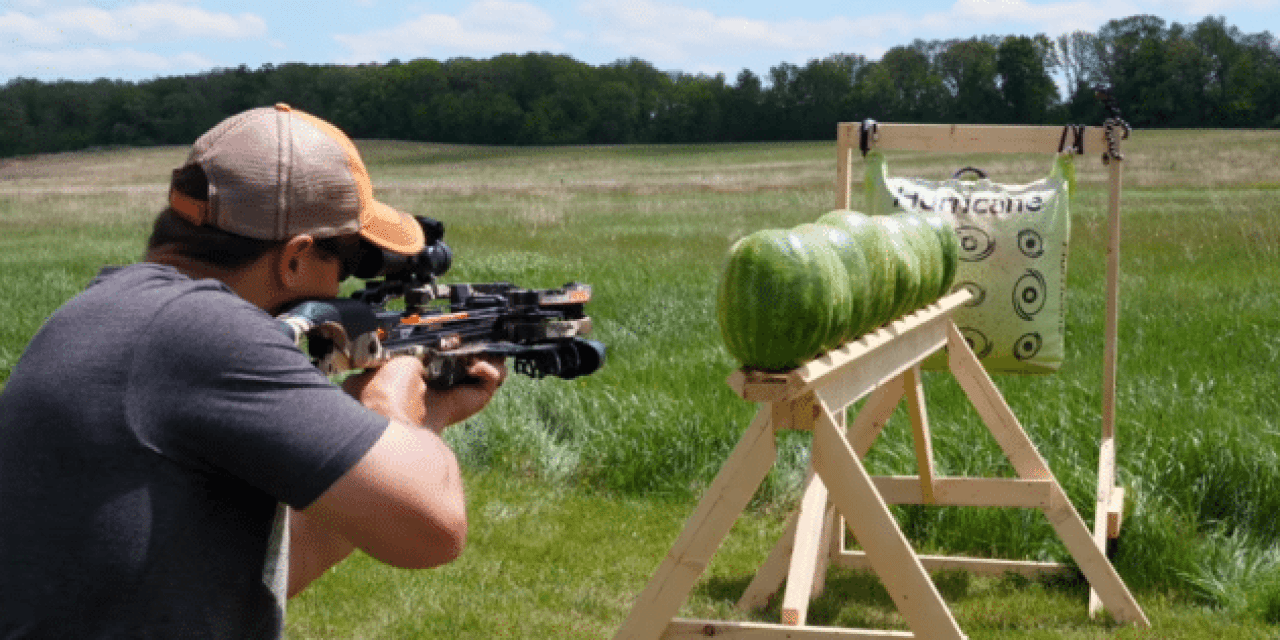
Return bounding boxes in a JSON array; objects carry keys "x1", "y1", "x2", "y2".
[{"x1": 0, "y1": 104, "x2": 505, "y2": 638}]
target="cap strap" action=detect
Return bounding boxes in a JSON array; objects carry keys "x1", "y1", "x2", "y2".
[{"x1": 169, "y1": 187, "x2": 211, "y2": 226}]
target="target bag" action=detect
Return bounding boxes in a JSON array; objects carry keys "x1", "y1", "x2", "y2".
[{"x1": 864, "y1": 151, "x2": 1074, "y2": 374}]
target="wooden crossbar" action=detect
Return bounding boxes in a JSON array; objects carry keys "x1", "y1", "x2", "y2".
[
  {"x1": 833, "y1": 551, "x2": 1072, "y2": 578},
  {"x1": 665, "y1": 619, "x2": 914, "y2": 639}
]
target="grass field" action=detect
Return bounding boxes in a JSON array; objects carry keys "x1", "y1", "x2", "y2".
[{"x1": 2, "y1": 129, "x2": 1279, "y2": 637}]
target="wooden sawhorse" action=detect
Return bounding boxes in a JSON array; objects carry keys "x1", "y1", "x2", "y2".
[{"x1": 613, "y1": 291, "x2": 1149, "y2": 639}]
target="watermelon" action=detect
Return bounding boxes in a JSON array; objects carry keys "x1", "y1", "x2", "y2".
[
  {"x1": 795, "y1": 222, "x2": 871, "y2": 341},
  {"x1": 920, "y1": 211, "x2": 959, "y2": 298},
  {"x1": 894, "y1": 212, "x2": 944, "y2": 309},
  {"x1": 868, "y1": 215, "x2": 923, "y2": 320},
  {"x1": 816, "y1": 210, "x2": 895, "y2": 332},
  {"x1": 716, "y1": 228, "x2": 850, "y2": 370}
]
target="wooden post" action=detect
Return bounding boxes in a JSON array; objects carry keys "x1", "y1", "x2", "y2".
[
  {"x1": 835, "y1": 122, "x2": 856, "y2": 209},
  {"x1": 904, "y1": 366, "x2": 936, "y2": 504},
  {"x1": 1091, "y1": 144, "x2": 1125, "y2": 616}
]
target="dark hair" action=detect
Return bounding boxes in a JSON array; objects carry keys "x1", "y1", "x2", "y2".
[{"x1": 147, "y1": 163, "x2": 282, "y2": 269}]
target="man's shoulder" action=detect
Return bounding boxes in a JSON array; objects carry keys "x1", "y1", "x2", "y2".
[
  {"x1": 90, "y1": 262, "x2": 234, "y2": 300},
  {"x1": 93, "y1": 262, "x2": 263, "y2": 325},
  {"x1": 82, "y1": 263, "x2": 288, "y2": 370}
]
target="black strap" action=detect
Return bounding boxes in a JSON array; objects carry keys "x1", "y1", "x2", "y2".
[
  {"x1": 859, "y1": 119, "x2": 878, "y2": 157},
  {"x1": 952, "y1": 166, "x2": 987, "y2": 180}
]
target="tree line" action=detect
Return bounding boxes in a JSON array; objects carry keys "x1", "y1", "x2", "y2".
[{"x1": 2, "y1": 14, "x2": 1277, "y2": 158}]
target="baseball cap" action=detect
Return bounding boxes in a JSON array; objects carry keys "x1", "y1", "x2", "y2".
[{"x1": 168, "y1": 103, "x2": 425, "y2": 256}]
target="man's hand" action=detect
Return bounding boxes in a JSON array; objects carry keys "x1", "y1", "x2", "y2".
[{"x1": 342, "y1": 355, "x2": 507, "y2": 432}]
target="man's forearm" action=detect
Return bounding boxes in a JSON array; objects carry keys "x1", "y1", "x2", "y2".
[{"x1": 287, "y1": 507, "x2": 356, "y2": 598}]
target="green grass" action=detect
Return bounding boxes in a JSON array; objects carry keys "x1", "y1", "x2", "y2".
[{"x1": 2, "y1": 130, "x2": 1279, "y2": 636}]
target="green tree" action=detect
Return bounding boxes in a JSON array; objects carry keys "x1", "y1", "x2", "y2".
[
  {"x1": 937, "y1": 39, "x2": 1002, "y2": 123},
  {"x1": 996, "y1": 35, "x2": 1059, "y2": 123},
  {"x1": 878, "y1": 45, "x2": 948, "y2": 122},
  {"x1": 721, "y1": 69, "x2": 764, "y2": 142},
  {"x1": 791, "y1": 56, "x2": 858, "y2": 138}
]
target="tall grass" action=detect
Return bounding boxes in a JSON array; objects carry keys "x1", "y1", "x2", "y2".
[{"x1": 2, "y1": 131, "x2": 1279, "y2": 630}]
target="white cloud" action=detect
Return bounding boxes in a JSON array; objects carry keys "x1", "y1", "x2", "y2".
[
  {"x1": 0, "y1": 47, "x2": 213, "y2": 76},
  {"x1": 0, "y1": 11, "x2": 62, "y2": 45},
  {"x1": 334, "y1": 1, "x2": 560, "y2": 63},
  {"x1": 577, "y1": 0, "x2": 907, "y2": 65},
  {"x1": 944, "y1": 0, "x2": 1140, "y2": 34},
  {"x1": 1152, "y1": 0, "x2": 1279, "y2": 14},
  {"x1": 932, "y1": 0, "x2": 1280, "y2": 37},
  {"x1": 0, "y1": 3, "x2": 267, "y2": 46}
]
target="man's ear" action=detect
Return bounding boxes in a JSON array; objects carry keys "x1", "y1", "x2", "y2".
[{"x1": 275, "y1": 234, "x2": 316, "y2": 291}]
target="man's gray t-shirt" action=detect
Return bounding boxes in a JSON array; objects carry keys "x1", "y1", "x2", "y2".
[{"x1": 0, "y1": 263, "x2": 389, "y2": 638}]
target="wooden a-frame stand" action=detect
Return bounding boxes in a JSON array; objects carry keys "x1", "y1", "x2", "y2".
[{"x1": 613, "y1": 291, "x2": 1149, "y2": 639}]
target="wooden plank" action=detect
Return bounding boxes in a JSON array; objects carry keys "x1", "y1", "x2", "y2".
[
  {"x1": 729, "y1": 290, "x2": 972, "y2": 405},
  {"x1": 903, "y1": 366, "x2": 936, "y2": 504},
  {"x1": 814, "y1": 502, "x2": 837, "y2": 596},
  {"x1": 833, "y1": 377, "x2": 906, "y2": 584},
  {"x1": 780, "y1": 469, "x2": 831, "y2": 625},
  {"x1": 748, "y1": 384, "x2": 904, "y2": 612},
  {"x1": 664, "y1": 619, "x2": 915, "y2": 639},
  {"x1": 1091, "y1": 152, "x2": 1125, "y2": 618},
  {"x1": 836, "y1": 123, "x2": 857, "y2": 209},
  {"x1": 1044, "y1": 491, "x2": 1149, "y2": 628},
  {"x1": 812, "y1": 412, "x2": 845, "y2": 600},
  {"x1": 856, "y1": 123, "x2": 1109, "y2": 156},
  {"x1": 848, "y1": 375, "x2": 906, "y2": 457},
  {"x1": 737, "y1": 509, "x2": 799, "y2": 611},
  {"x1": 1107, "y1": 487, "x2": 1125, "y2": 540},
  {"x1": 835, "y1": 550, "x2": 1072, "y2": 578},
  {"x1": 804, "y1": 313, "x2": 946, "y2": 414},
  {"x1": 740, "y1": 384, "x2": 904, "y2": 612},
  {"x1": 613, "y1": 408, "x2": 780, "y2": 640},
  {"x1": 810, "y1": 396, "x2": 966, "y2": 640},
  {"x1": 870, "y1": 477, "x2": 1054, "y2": 508},
  {"x1": 771, "y1": 392, "x2": 820, "y2": 432},
  {"x1": 944, "y1": 324, "x2": 1150, "y2": 628},
  {"x1": 945, "y1": 325, "x2": 1053, "y2": 480}
]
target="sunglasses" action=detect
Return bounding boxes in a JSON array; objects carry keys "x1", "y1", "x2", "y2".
[{"x1": 314, "y1": 235, "x2": 366, "y2": 281}]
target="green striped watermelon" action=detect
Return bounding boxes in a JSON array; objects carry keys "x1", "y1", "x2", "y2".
[
  {"x1": 920, "y1": 211, "x2": 959, "y2": 298},
  {"x1": 716, "y1": 228, "x2": 850, "y2": 370},
  {"x1": 868, "y1": 215, "x2": 923, "y2": 320},
  {"x1": 894, "y1": 212, "x2": 944, "y2": 309},
  {"x1": 795, "y1": 222, "x2": 871, "y2": 342},
  {"x1": 816, "y1": 210, "x2": 895, "y2": 332}
]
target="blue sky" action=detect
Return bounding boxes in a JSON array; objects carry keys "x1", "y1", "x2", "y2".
[{"x1": 3, "y1": 0, "x2": 1278, "y2": 84}]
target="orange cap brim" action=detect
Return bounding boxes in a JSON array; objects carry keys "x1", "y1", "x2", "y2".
[{"x1": 360, "y1": 199, "x2": 425, "y2": 256}]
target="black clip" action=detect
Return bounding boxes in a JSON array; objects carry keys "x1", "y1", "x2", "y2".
[
  {"x1": 859, "y1": 119, "x2": 878, "y2": 157},
  {"x1": 1058, "y1": 124, "x2": 1086, "y2": 155}
]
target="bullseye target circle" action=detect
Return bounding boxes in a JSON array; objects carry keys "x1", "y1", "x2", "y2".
[
  {"x1": 956, "y1": 225, "x2": 995, "y2": 262},
  {"x1": 1013, "y1": 333, "x2": 1043, "y2": 361},
  {"x1": 1012, "y1": 269, "x2": 1047, "y2": 320},
  {"x1": 953, "y1": 281, "x2": 985, "y2": 307},
  {"x1": 958, "y1": 327, "x2": 993, "y2": 359},
  {"x1": 1017, "y1": 229, "x2": 1044, "y2": 258}
]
